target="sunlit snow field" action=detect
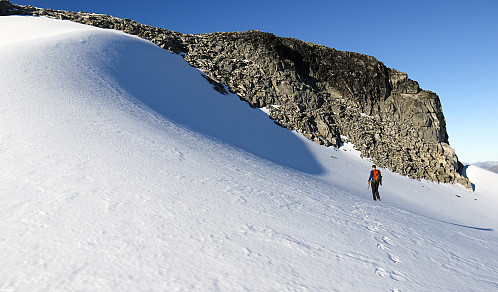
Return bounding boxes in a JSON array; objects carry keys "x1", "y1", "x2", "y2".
[{"x1": 0, "y1": 16, "x2": 497, "y2": 291}]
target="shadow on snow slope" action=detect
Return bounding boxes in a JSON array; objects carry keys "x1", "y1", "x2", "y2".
[{"x1": 102, "y1": 35, "x2": 325, "y2": 175}]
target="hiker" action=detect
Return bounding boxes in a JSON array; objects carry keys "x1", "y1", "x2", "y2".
[{"x1": 368, "y1": 165, "x2": 382, "y2": 201}]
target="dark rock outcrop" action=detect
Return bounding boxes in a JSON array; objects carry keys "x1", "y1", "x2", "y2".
[
  {"x1": 1, "y1": 2, "x2": 471, "y2": 188},
  {"x1": 0, "y1": 0, "x2": 13, "y2": 14}
]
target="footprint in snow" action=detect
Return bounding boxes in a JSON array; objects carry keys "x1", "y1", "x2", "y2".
[
  {"x1": 382, "y1": 236, "x2": 395, "y2": 246},
  {"x1": 374, "y1": 267, "x2": 388, "y2": 277},
  {"x1": 377, "y1": 243, "x2": 390, "y2": 250},
  {"x1": 366, "y1": 225, "x2": 379, "y2": 231},
  {"x1": 390, "y1": 270, "x2": 406, "y2": 281},
  {"x1": 388, "y1": 253, "x2": 402, "y2": 264},
  {"x1": 375, "y1": 267, "x2": 405, "y2": 282}
]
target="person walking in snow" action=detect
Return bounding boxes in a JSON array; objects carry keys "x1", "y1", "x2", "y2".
[{"x1": 368, "y1": 165, "x2": 382, "y2": 201}]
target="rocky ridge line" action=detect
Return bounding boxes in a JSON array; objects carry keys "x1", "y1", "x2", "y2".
[{"x1": 0, "y1": 0, "x2": 471, "y2": 188}]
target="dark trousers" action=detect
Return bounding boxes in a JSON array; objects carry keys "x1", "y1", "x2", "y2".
[{"x1": 371, "y1": 181, "x2": 381, "y2": 201}]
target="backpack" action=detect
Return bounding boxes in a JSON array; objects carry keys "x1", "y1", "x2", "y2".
[{"x1": 373, "y1": 170, "x2": 382, "y2": 184}]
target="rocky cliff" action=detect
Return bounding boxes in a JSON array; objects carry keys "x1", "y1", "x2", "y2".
[{"x1": 1, "y1": 1, "x2": 471, "y2": 188}]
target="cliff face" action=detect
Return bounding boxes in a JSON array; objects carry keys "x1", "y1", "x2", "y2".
[
  {"x1": 181, "y1": 32, "x2": 467, "y2": 186},
  {"x1": 2, "y1": 1, "x2": 470, "y2": 187}
]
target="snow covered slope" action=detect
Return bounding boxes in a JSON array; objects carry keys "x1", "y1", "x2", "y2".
[
  {"x1": 473, "y1": 161, "x2": 498, "y2": 173},
  {"x1": 0, "y1": 16, "x2": 497, "y2": 291}
]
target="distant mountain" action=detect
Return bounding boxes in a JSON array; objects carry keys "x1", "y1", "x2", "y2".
[{"x1": 473, "y1": 161, "x2": 498, "y2": 173}]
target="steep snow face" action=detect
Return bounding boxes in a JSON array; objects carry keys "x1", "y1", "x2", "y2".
[{"x1": 0, "y1": 16, "x2": 497, "y2": 291}]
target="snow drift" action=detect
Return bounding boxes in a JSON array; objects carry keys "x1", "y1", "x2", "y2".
[{"x1": 0, "y1": 16, "x2": 497, "y2": 291}]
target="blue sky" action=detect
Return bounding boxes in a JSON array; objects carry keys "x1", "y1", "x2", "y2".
[{"x1": 13, "y1": 0, "x2": 498, "y2": 162}]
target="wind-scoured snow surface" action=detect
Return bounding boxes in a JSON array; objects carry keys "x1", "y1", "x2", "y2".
[{"x1": 1, "y1": 16, "x2": 497, "y2": 291}]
